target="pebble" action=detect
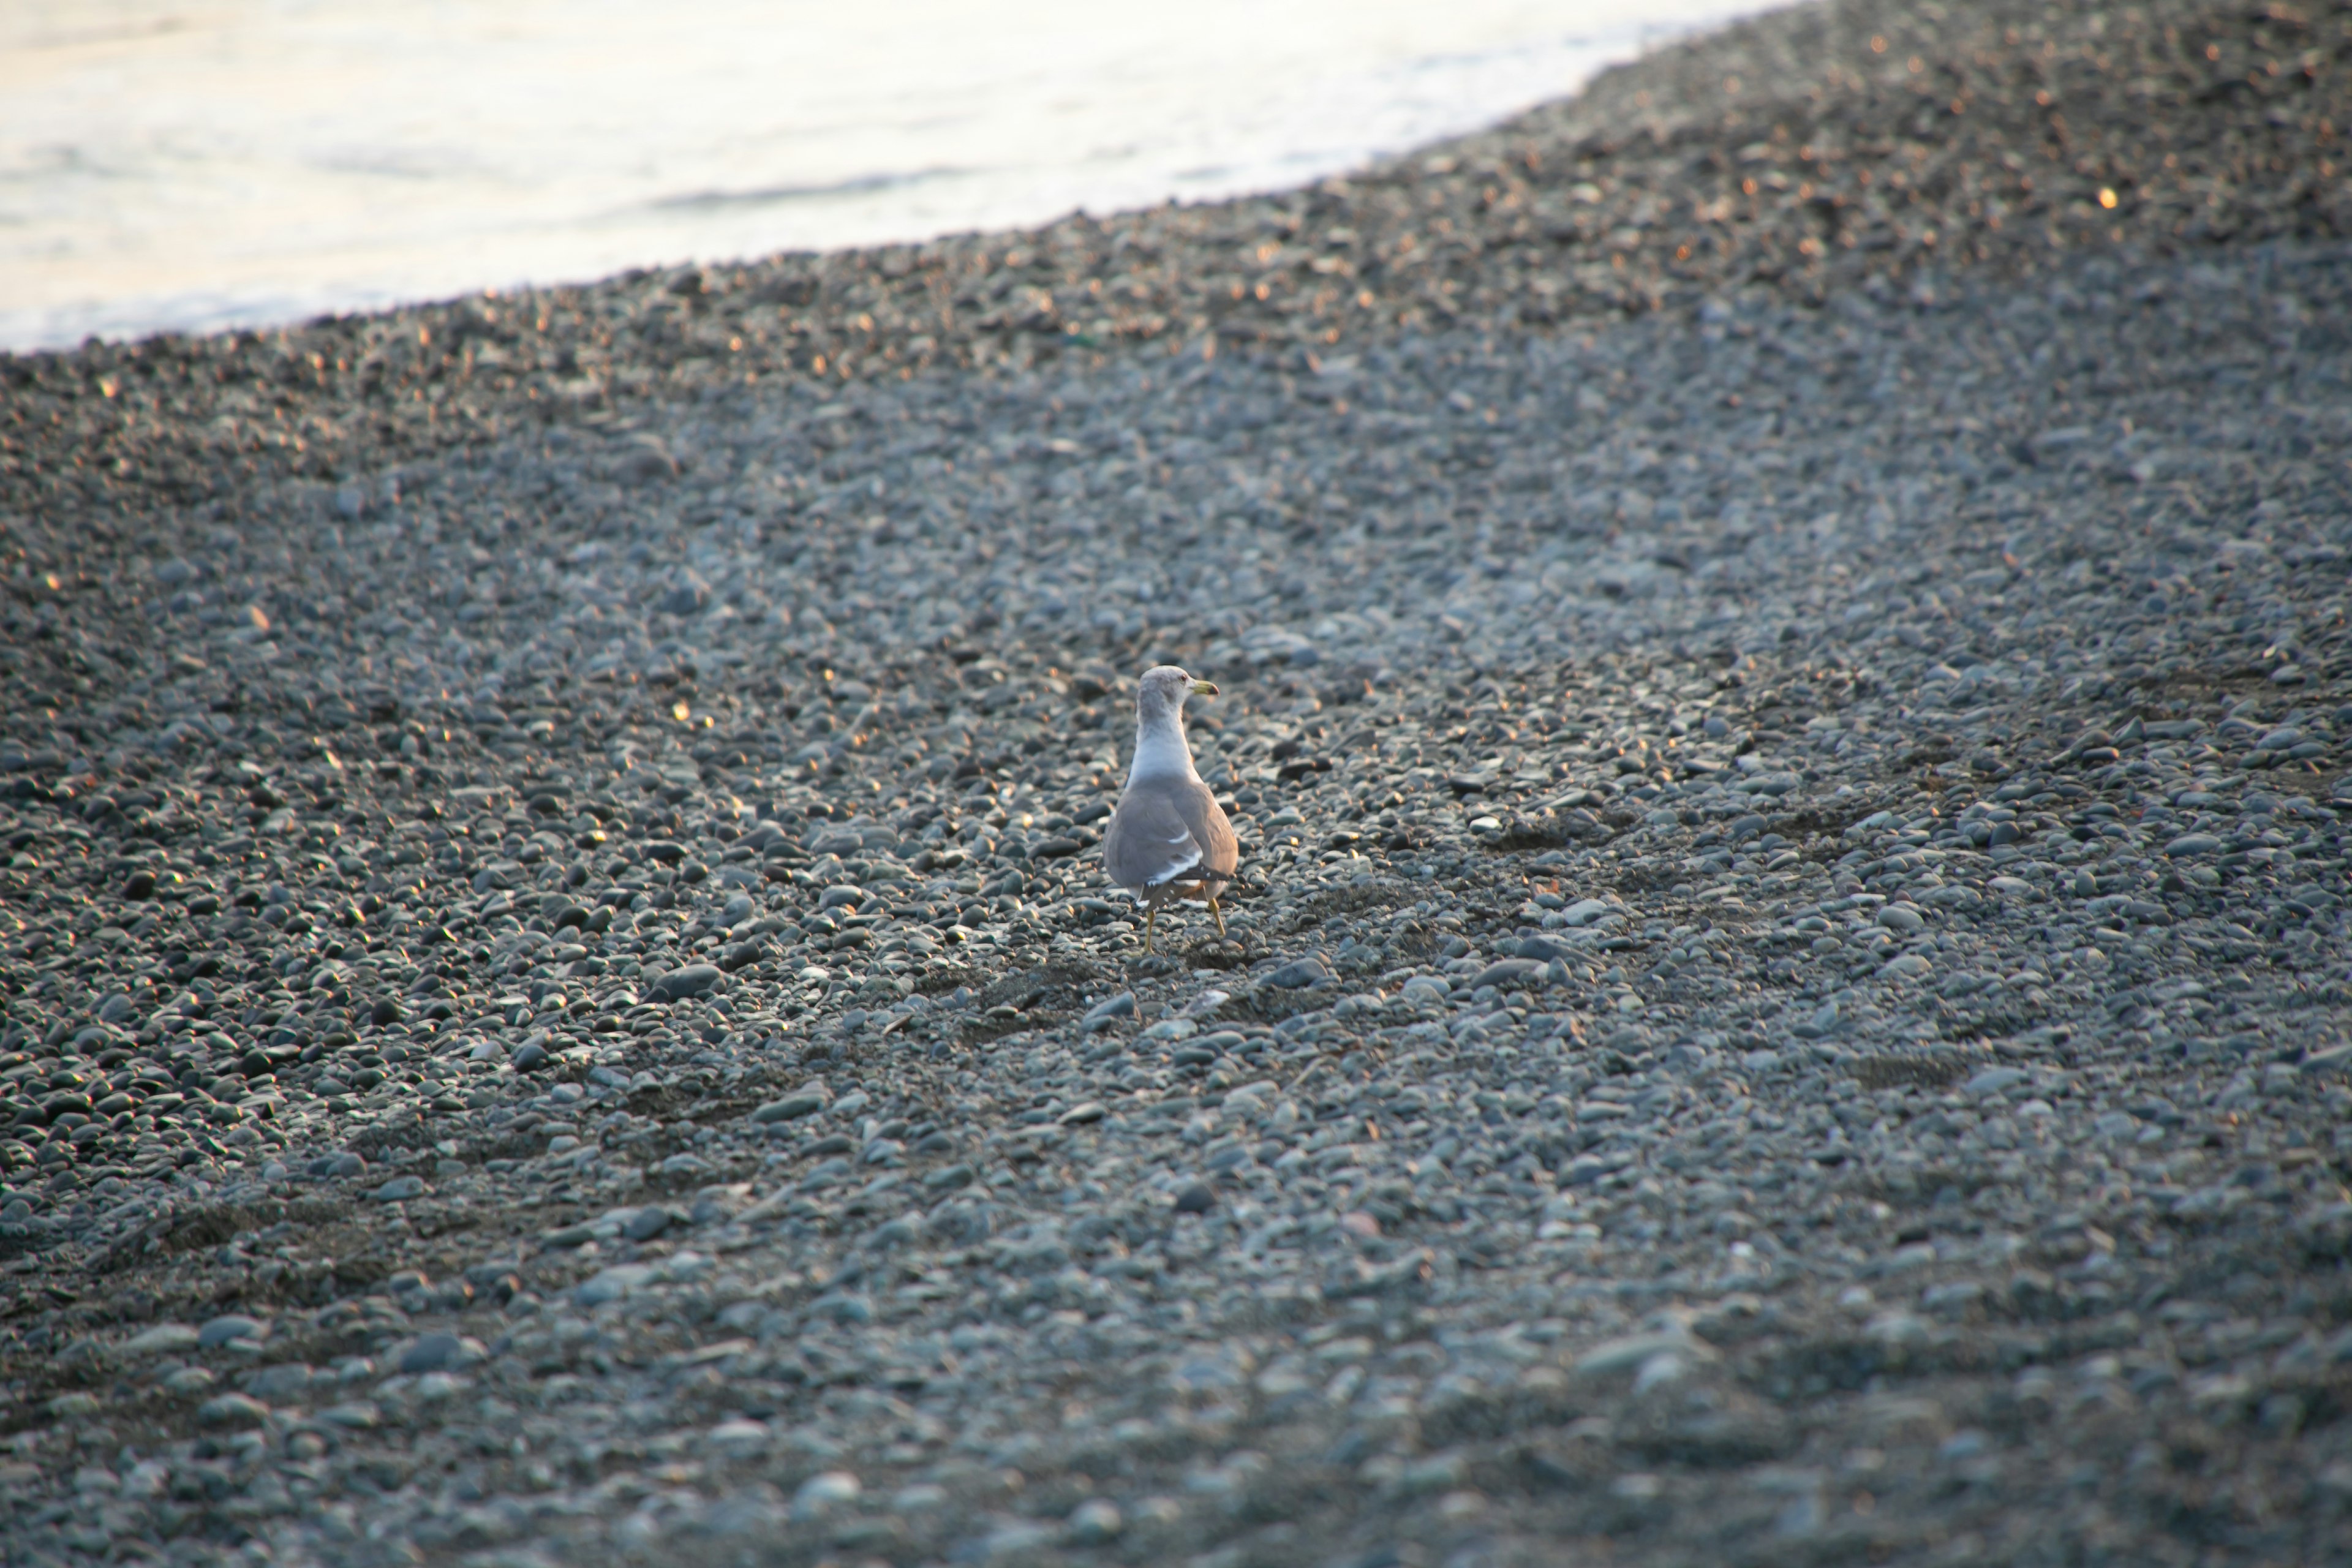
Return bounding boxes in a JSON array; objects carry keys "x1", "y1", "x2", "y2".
[
  {"x1": 396, "y1": 1333, "x2": 485, "y2": 1374},
  {"x1": 197, "y1": 1314, "x2": 267, "y2": 1349},
  {"x1": 793, "y1": 1471, "x2": 862, "y2": 1516},
  {"x1": 1081, "y1": 992, "x2": 1136, "y2": 1031},
  {"x1": 649, "y1": 963, "x2": 725, "y2": 1002},
  {"x1": 1066, "y1": 1498, "x2": 1125, "y2": 1544},
  {"x1": 752, "y1": 1090, "x2": 827, "y2": 1123},
  {"x1": 1964, "y1": 1067, "x2": 2032, "y2": 1098},
  {"x1": 121, "y1": 1324, "x2": 200, "y2": 1356},
  {"x1": 195, "y1": 1393, "x2": 270, "y2": 1429}
]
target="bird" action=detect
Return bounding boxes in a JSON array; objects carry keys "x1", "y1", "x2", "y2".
[{"x1": 1101, "y1": 666, "x2": 1238, "y2": 952}]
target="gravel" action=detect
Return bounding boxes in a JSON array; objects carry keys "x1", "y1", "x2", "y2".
[{"x1": 4, "y1": 1, "x2": 2352, "y2": 1564}]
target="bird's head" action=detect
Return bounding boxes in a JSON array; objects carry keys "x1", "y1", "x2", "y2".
[{"x1": 1138, "y1": 665, "x2": 1217, "y2": 715}]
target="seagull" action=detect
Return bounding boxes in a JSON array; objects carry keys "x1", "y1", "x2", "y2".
[{"x1": 1102, "y1": 666, "x2": 1237, "y2": 952}]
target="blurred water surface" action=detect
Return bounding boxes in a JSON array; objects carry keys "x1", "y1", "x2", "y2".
[{"x1": 0, "y1": 0, "x2": 1756, "y2": 350}]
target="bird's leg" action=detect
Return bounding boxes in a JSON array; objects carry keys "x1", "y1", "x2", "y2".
[
  {"x1": 1143, "y1": 905, "x2": 1157, "y2": 953},
  {"x1": 1209, "y1": 894, "x2": 1226, "y2": 938}
]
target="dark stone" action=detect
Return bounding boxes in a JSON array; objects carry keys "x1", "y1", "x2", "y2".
[
  {"x1": 649, "y1": 964, "x2": 724, "y2": 1003},
  {"x1": 1265, "y1": 957, "x2": 1334, "y2": 989},
  {"x1": 1471, "y1": 959, "x2": 1547, "y2": 991},
  {"x1": 398, "y1": 1332, "x2": 467, "y2": 1374},
  {"x1": 1174, "y1": 1182, "x2": 1215, "y2": 1215}
]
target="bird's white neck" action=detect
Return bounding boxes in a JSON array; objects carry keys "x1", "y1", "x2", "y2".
[{"x1": 1127, "y1": 706, "x2": 1196, "y2": 785}]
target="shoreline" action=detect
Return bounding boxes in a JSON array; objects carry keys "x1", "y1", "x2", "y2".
[{"x1": 4, "y1": 0, "x2": 2345, "y2": 527}]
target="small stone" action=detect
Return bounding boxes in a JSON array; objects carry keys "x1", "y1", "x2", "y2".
[
  {"x1": 1066, "y1": 1498, "x2": 1124, "y2": 1544},
  {"x1": 1964, "y1": 1067, "x2": 2030, "y2": 1098},
  {"x1": 706, "y1": 1419, "x2": 771, "y2": 1460},
  {"x1": 1662, "y1": 1042, "x2": 1712, "y2": 1076},
  {"x1": 122, "y1": 1324, "x2": 200, "y2": 1356},
  {"x1": 511, "y1": 1041, "x2": 551, "y2": 1071},
  {"x1": 373, "y1": 1175, "x2": 428, "y2": 1202},
  {"x1": 1576, "y1": 1329, "x2": 1713, "y2": 1377},
  {"x1": 574, "y1": 1264, "x2": 657, "y2": 1308},
  {"x1": 793, "y1": 1471, "x2": 861, "y2": 1516},
  {"x1": 197, "y1": 1393, "x2": 270, "y2": 1429},
  {"x1": 2301, "y1": 1044, "x2": 2352, "y2": 1076},
  {"x1": 121, "y1": 869, "x2": 156, "y2": 900},
  {"x1": 1471, "y1": 957, "x2": 1546, "y2": 991},
  {"x1": 1265, "y1": 957, "x2": 1334, "y2": 989},
  {"x1": 197, "y1": 1314, "x2": 267, "y2": 1349},
  {"x1": 370, "y1": 998, "x2": 404, "y2": 1026},
  {"x1": 1174, "y1": 1182, "x2": 1215, "y2": 1214},
  {"x1": 1082, "y1": 992, "x2": 1136, "y2": 1031},
  {"x1": 1740, "y1": 771, "x2": 1801, "y2": 796},
  {"x1": 649, "y1": 963, "x2": 724, "y2": 1002},
  {"x1": 624, "y1": 1205, "x2": 671, "y2": 1242},
  {"x1": 752, "y1": 1090, "x2": 827, "y2": 1123},
  {"x1": 1634, "y1": 1351, "x2": 1689, "y2": 1395},
  {"x1": 246, "y1": 1363, "x2": 314, "y2": 1401},
  {"x1": 396, "y1": 1333, "x2": 484, "y2": 1374},
  {"x1": 1876, "y1": 905, "x2": 1925, "y2": 934}
]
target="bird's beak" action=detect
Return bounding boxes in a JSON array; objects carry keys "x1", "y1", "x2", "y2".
[{"x1": 1189, "y1": 679, "x2": 1219, "y2": 697}]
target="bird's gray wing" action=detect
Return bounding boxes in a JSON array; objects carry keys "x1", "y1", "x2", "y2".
[
  {"x1": 1104, "y1": 778, "x2": 1233, "y2": 891},
  {"x1": 1168, "y1": 777, "x2": 1238, "y2": 884}
]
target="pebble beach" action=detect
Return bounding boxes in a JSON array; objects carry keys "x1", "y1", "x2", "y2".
[{"x1": 4, "y1": 1, "x2": 2352, "y2": 1564}]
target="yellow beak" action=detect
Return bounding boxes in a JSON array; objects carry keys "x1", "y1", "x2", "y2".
[{"x1": 1189, "y1": 679, "x2": 1219, "y2": 696}]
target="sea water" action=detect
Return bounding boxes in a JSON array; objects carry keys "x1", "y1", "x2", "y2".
[{"x1": 0, "y1": 0, "x2": 1760, "y2": 352}]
